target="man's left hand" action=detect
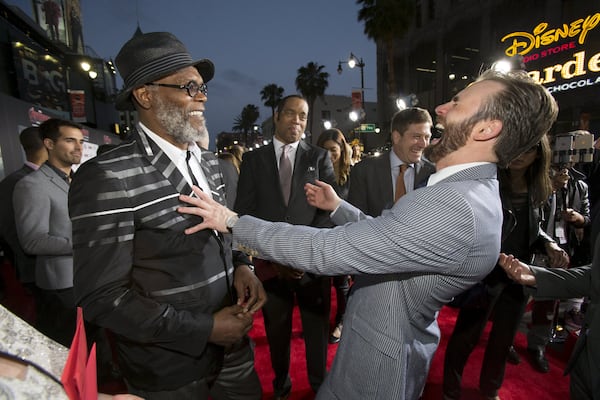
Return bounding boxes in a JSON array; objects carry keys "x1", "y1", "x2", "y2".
[
  {"x1": 234, "y1": 265, "x2": 267, "y2": 313},
  {"x1": 178, "y1": 186, "x2": 234, "y2": 234},
  {"x1": 545, "y1": 242, "x2": 569, "y2": 268}
]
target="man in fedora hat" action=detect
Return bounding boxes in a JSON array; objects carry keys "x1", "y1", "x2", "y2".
[{"x1": 69, "y1": 31, "x2": 265, "y2": 399}]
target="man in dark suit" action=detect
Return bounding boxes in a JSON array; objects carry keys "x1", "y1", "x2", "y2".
[
  {"x1": 69, "y1": 32, "x2": 265, "y2": 399},
  {"x1": 0, "y1": 127, "x2": 47, "y2": 288},
  {"x1": 348, "y1": 107, "x2": 435, "y2": 217},
  {"x1": 13, "y1": 118, "x2": 84, "y2": 346},
  {"x1": 500, "y1": 248, "x2": 599, "y2": 399},
  {"x1": 234, "y1": 94, "x2": 336, "y2": 399}
]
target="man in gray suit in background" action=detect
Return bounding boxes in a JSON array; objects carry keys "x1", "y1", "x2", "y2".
[
  {"x1": 348, "y1": 107, "x2": 435, "y2": 216},
  {"x1": 13, "y1": 118, "x2": 84, "y2": 346},
  {"x1": 178, "y1": 70, "x2": 559, "y2": 400}
]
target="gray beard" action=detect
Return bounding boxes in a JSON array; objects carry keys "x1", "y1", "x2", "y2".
[{"x1": 154, "y1": 96, "x2": 208, "y2": 144}]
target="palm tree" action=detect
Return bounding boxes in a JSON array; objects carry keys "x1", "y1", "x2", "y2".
[
  {"x1": 260, "y1": 84, "x2": 284, "y2": 136},
  {"x1": 357, "y1": 0, "x2": 415, "y2": 98},
  {"x1": 295, "y1": 62, "x2": 329, "y2": 138},
  {"x1": 232, "y1": 104, "x2": 260, "y2": 146}
]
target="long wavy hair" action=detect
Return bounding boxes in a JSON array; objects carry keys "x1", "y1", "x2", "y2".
[{"x1": 316, "y1": 128, "x2": 352, "y2": 186}]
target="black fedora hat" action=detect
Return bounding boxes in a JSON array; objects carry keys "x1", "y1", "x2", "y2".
[{"x1": 114, "y1": 32, "x2": 214, "y2": 111}]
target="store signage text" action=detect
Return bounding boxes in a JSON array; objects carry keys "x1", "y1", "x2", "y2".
[
  {"x1": 522, "y1": 41, "x2": 576, "y2": 63},
  {"x1": 502, "y1": 13, "x2": 600, "y2": 57},
  {"x1": 546, "y1": 77, "x2": 600, "y2": 94},
  {"x1": 526, "y1": 50, "x2": 600, "y2": 83}
]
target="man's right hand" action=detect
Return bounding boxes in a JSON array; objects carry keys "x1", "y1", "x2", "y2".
[
  {"x1": 305, "y1": 180, "x2": 341, "y2": 212},
  {"x1": 208, "y1": 305, "x2": 254, "y2": 346}
]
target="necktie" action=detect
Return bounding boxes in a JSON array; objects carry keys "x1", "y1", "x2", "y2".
[
  {"x1": 186, "y1": 150, "x2": 200, "y2": 187},
  {"x1": 279, "y1": 145, "x2": 292, "y2": 205},
  {"x1": 394, "y1": 164, "x2": 408, "y2": 202}
]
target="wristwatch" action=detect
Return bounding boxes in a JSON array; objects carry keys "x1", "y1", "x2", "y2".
[{"x1": 226, "y1": 214, "x2": 239, "y2": 233}]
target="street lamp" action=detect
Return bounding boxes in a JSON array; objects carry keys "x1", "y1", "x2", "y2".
[{"x1": 338, "y1": 52, "x2": 366, "y2": 112}]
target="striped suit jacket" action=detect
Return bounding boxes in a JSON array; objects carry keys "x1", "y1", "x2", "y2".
[
  {"x1": 69, "y1": 128, "x2": 245, "y2": 391},
  {"x1": 233, "y1": 163, "x2": 502, "y2": 400}
]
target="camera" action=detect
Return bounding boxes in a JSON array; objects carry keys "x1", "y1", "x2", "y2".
[{"x1": 551, "y1": 130, "x2": 594, "y2": 166}]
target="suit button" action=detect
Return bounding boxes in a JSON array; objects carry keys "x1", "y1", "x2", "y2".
[{"x1": 285, "y1": 216, "x2": 291, "y2": 222}]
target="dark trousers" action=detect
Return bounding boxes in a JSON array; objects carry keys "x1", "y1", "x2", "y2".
[
  {"x1": 569, "y1": 333, "x2": 594, "y2": 400},
  {"x1": 443, "y1": 281, "x2": 528, "y2": 399},
  {"x1": 262, "y1": 276, "x2": 330, "y2": 396},
  {"x1": 36, "y1": 286, "x2": 77, "y2": 347},
  {"x1": 527, "y1": 299, "x2": 555, "y2": 351},
  {"x1": 331, "y1": 275, "x2": 350, "y2": 326},
  {"x1": 127, "y1": 337, "x2": 261, "y2": 400}
]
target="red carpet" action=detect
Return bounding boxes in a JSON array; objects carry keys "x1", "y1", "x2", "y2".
[
  {"x1": 249, "y1": 290, "x2": 572, "y2": 400},
  {"x1": 1, "y1": 261, "x2": 572, "y2": 399}
]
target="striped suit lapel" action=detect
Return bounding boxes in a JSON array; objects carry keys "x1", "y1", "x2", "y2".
[
  {"x1": 199, "y1": 150, "x2": 227, "y2": 206},
  {"x1": 137, "y1": 128, "x2": 189, "y2": 194}
]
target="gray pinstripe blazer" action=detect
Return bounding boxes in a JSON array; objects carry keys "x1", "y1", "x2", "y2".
[{"x1": 233, "y1": 163, "x2": 502, "y2": 399}]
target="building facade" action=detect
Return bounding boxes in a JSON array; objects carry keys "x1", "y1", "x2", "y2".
[
  {"x1": 0, "y1": 0, "x2": 120, "y2": 178},
  {"x1": 378, "y1": 0, "x2": 600, "y2": 136}
]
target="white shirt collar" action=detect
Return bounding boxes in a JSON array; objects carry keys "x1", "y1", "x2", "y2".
[
  {"x1": 138, "y1": 122, "x2": 203, "y2": 164},
  {"x1": 427, "y1": 162, "x2": 491, "y2": 186},
  {"x1": 273, "y1": 137, "x2": 300, "y2": 153},
  {"x1": 389, "y1": 150, "x2": 413, "y2": 169}
]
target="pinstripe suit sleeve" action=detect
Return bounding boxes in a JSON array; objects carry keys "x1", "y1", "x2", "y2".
[{"x1": 234, "y1": 184, "x2": 477, "y2": 276}]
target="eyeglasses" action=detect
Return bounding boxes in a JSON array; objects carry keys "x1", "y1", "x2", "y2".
[{"x1": 145, "y1": 80, "x2": 208, "y2": 97}]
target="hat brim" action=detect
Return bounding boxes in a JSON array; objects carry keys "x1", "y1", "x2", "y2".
[{"x1": 115, "y1": 59, "x2": 214, "y2": 111}]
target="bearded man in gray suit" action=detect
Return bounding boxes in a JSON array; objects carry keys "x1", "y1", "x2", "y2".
[{"x1": 178, "y1": 70, "x2": 559, "y2": 400}]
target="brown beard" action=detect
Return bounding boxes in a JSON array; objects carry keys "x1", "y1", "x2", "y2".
[{"x1": 424, "y1": 119, "x2": 473, "y2": 163}]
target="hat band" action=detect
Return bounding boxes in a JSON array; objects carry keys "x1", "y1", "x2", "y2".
[{"x1": 125, "y1": 52, "x2": 194, "y2": 88}]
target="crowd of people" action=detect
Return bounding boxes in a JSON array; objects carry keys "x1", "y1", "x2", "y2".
[{"x1": 0, "y1": 31, "x2": 598, "y2": 400}]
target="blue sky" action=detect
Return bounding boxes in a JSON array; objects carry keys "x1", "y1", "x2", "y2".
[{"x1": 9, "y1": 0, "x2": 377, "y2": 145}]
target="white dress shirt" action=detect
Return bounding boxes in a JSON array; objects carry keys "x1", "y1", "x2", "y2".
[
  {"x1": 139, "y1": 122, "x2": 212, "y2": 198},
  {"x1": 273, "y1": 137, "x2": 299, "y2": 173}
]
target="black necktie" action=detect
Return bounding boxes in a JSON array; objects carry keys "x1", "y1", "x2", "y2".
[{"x1": 186, "y1": 150, "x2": 200, "y2": 187}]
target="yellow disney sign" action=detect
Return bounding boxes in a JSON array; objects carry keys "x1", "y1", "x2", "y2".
[
  {"x1": 527, "y1": 50, "x2": 600, "y2": 85},
  {"x1": 502, "y1": 13, "x2": 600, "y2": 57}
]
